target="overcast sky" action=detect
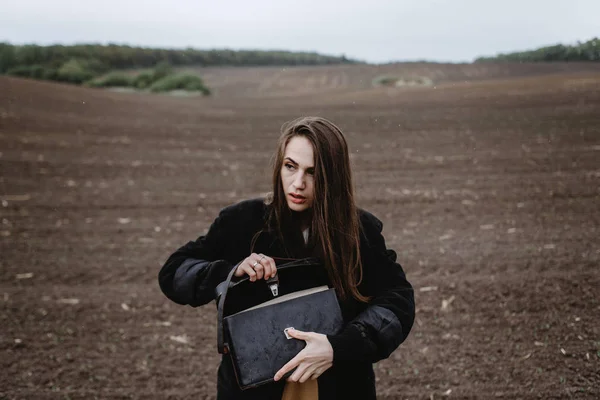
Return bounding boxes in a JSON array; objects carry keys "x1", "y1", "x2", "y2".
[{"x1": 1, "y1": 0, "x2": 598, "y2": 63}]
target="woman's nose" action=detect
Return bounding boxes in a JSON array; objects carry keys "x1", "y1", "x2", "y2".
[{"x1": 293, "y1": 173, "x2": 305, "y2": 189}]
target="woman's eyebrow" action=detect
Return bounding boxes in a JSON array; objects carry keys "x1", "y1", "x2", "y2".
[{"x1": 284, "y1": 157, "x2": 314, "y2": 169}]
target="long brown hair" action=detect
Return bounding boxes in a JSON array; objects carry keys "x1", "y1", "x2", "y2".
[{"x1": 266, "y1": 116, "x2": 369, "y2": 302}]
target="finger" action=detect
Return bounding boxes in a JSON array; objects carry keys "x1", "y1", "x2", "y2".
[
  {"x1": 288, "y1": 361, "x2": 310, "y2": 382},
  {"x1": 266, "y1": 256, "x2": 277, "y2": 278},
  {"x1": 310, "y1": 361, "x2": 331, "y2": 380},
  {"x1": 251, "y1": 259, "x2": 264, "y2": 280},
  {"x1": 241, "y1": 265, "x2": 257, "y2": 281},
  {"x1": 261, "y1": 255, "x2": 276, "y2": 279},
  {"x1": 250, "y1": 254, "x2": 266, "y2": 280},
  {"x1": 256, "y1": 254, "x2": 271, "y2": 279},
  {"x1": 274, "y1": 353, "x2": 302, "y2": 381},
  {"x1": 234, "y1": 262, "x2": 254, "y2": 279},
  {"x1": 235, "y1": 255, "x2": 258, "y2": 278},
  {"x1": 233, "y1": 263, "x2": 244, "y2": 277},
  {"x1": 286, "y1": 328, "x2": 312, "y2": 341},
  {"x1": 310, "y1": 369, "x2": 321, "y2": 380},
  {"x1": 298, "y1": 363, "x2": 319, "y2": 383}
]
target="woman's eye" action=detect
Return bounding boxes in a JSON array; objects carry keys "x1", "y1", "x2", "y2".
[{"x1": 285, "y1": 163, "x2": 295, "y2": 170}]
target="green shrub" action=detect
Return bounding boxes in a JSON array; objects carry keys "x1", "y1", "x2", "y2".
[
  {"x1": 130, "y1": 63, "x2": 174, "y2": 89},
  {"x1": 42, "y1": 68, "x2": 59, "y2": 80},
  {"x1": 152, "y1": 61, "x2": 173, "y2": 81},
  {"x1": 133, "y1": 71, "x2": 154, "y2": 89},
  {"x1": 149, "y1": 74, "x2": 211, "y2": 95},
  {"x1": 372, "y1": 75, "x2": 401, "y2": 86},
  {"x1": 6, "y1": 65, "x2": 58, "y2": 80},
  {"x1": 86, "y1": 72, "x2": 134, "y2": 88},
  {"x1": 372, "y1": 75, "x2": 434, "y2": 87},
  {"x1": 55, "y1": 59, "x2": 96, "y2": 84},
  {"x1": 6, "y1": 59, "x2": 98, "y2": 84},
  {"x1": 7, "y1": 64, "x2": 45, "y2": 78},
  {"x1": 84, "y1": 58, "x2": 110, "y2": 74}
]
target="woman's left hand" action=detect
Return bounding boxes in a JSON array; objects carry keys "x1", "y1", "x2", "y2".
[{"x1": 273, "y1": 328, "x2": 333, "y2": 383}]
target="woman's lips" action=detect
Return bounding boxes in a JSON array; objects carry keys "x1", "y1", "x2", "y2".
[{"x1": 289, "y1": 193, "x2": 306, "y2": 204}]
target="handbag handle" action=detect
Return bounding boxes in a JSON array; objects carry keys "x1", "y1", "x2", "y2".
[
  {"x1": 214, "y1": 256, "x2": 298, "y2": 299},
  {"x1": 216, "y1": 257, "x2": 320, "y2": 354}
]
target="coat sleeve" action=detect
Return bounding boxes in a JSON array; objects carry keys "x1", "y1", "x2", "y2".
[
  {"x1": 327, "y1": 213, "x2": 415, "y2": 363},
  {"x1": 158, "y1": 207, "x2": 238, "y2": 307}
]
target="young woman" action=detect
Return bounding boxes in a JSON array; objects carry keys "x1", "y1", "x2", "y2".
[{"x1": 158, "y1": 116, "x2": 415, "y2": 399}]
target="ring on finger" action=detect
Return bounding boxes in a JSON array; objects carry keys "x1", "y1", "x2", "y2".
[{"x1": 252, "y1": 261, "x2": 260, "y2": 268}]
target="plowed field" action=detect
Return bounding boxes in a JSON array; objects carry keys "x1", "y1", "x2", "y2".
[{"x1": 1, "y1": 62, "x2": 600, "y2": 399}]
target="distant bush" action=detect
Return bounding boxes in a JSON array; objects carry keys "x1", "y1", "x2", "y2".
[
  {"x1": 55, "y1": 59, "x2": 95, "y2": 84},
  {"x1": 6, "y1": 57, "x2": 212, "y2": 96},
  {"x1": 7, "y1": 64, "x2": 58, "y2": 80},
  {"x1": 7, "y1": 64, "x2": 46, "y2": 79},
  {"x1": 373, "y1": 75, "x2": 433, "y2": 87},
  {"x1": 149, "y1": 74, "x2": 211, "y2": 95},
  {"x1": 373, "y1": 75, "x2": 401, "y2": 86},
  {"x1": 133, "y1": 71, "x2": 154, "y2": 89},
  {"x1": 86, "y1": 72, "x2": 135, "y2": 88},
  {"x1": 131, "y1": 63, "x2": 173, "y2": 89},
  {"x1": 152, "y1": 61, "x2": 173, "y2": 81},
  {"x1": 6, "y1": 56, "x2": 107, "y2": 84},
  {"x1": 82, "y1": 58, "x2": 110, "y2": 75}
]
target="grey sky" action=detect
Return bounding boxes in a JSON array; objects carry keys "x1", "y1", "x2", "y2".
[{"x1": 1, "y1": 0, "x2": 598, "y2": 63}]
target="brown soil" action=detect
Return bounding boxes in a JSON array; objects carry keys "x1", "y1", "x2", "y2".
[{"x1": 1, "y1": 62, "x2": 599, "y2": 399}]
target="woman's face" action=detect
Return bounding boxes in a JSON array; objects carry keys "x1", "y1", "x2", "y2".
[{"x1": 281, "y1": 135, "x2": 315, "y2": 212}]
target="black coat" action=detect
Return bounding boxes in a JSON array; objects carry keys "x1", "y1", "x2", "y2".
[{"x1": 158, "y1": 199, "x2": 415, "y2": 399}]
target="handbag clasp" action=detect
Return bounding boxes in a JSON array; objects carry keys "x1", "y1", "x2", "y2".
[
  {"x1": 284, "y1": 327, "x2": 294, "y2": 339},
  {"x1": 267, "y1": 275, "x2": 279, "y2": 297}
]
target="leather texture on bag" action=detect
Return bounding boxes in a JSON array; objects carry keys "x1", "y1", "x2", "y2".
[{"x1": 224, "y1": 288, "x2": 343, "y2": 389}]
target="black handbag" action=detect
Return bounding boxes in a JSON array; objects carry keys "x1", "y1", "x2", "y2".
[{"x1": 215, "y1": 257, "x2": 343, "y2": 390}]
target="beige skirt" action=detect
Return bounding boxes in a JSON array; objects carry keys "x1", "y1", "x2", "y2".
[{"x1": 281, "y1": 380, "x2": 318, "y2": 400}]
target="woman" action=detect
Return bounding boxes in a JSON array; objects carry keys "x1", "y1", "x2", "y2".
[{"x1": 158, "y1": 116, "x2": 415, "y2": 399}]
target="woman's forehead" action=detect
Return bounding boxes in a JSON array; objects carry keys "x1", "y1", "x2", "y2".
[{"x1": 284, "y1": 136, "x2": 314, "y2": 167}]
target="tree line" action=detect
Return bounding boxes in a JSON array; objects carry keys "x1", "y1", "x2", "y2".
[
  {"x1": 0, "y1": 43, "x2": 355, "y2": 75},
  {"x1": 0, "y1": 43, "x2": 356, "y2": 91},
  {"x1": 475, "y1": 37, "x2": 600, "y2": 62}
]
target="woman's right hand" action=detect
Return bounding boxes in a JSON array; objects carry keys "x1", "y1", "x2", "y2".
[{"x1": 234, "y1": 253, "x2": 277, "y2": 282}]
